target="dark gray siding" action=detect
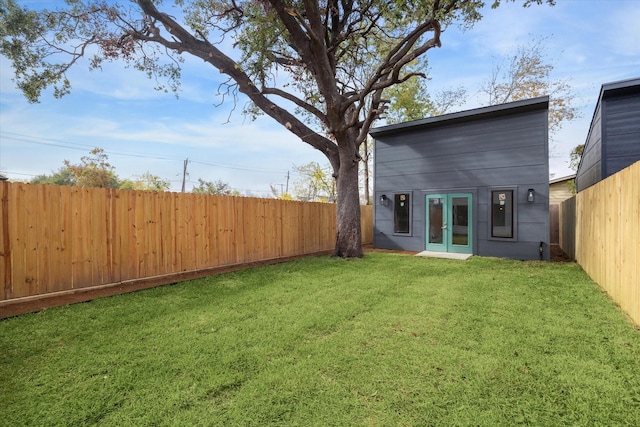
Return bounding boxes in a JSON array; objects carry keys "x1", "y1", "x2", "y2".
[
  {"x1": 372, "y1": 98, "x2": 550, "y2": 261},
  {"x1": 603, "y1": 92, "x2": 640, "y2": 178},
  {"x1": 575, "y1": 102, "x2": 602, "y2": 192},
  {"x1": 576, "y1": 78, "x2": 640, "y2": 192}
]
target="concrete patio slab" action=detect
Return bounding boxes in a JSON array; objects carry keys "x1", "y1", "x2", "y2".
[{"x1": 415, "y1": 251, "x2": 473, "y2": 260}]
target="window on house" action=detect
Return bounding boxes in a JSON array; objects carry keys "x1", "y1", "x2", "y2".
[
  {"x1": 394, "y1": 193, "x2": 411, "y2": 234},
  {"x1": 491, "y1": 190, "x2": 513, "y2": 238}
]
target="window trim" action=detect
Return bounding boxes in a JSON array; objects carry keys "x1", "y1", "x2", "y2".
[
  {"x1": 393, "y1": 191, "x2": 412, "y2": 235},
  {"x1": 488, "y1": 187, "x2": 518, "y2": 241}
]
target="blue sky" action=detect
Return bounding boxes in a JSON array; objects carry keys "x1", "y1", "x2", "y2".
[{"x1": 1, "y1": 0, "x2": 639, "y2": 194}]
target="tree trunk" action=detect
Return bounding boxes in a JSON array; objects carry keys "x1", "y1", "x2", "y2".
[
  {"x1": 333, "y1": 142, "x2": 363, "y2": 258},
  {"x1": 363, "y1": 138, "x2": 371, "y2": 205}
]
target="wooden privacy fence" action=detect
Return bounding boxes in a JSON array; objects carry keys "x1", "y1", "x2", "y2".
[
  {"x1": 0, "y1": 182, "x2": 373, "y2": 304},
  {"x1": 561, "y1": 161, "x2": 639, "y2": 326},
  {"x1": 558, "y1": 195, "x2": 576, "y2": 260}
]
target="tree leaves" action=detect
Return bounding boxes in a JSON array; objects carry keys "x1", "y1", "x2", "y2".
[
  {"x1": 192, "y1": 178, "x2": 240, "y2": 195},
  {"x1": 481, "y1": 37, "x2": 580, "y2": 137}
]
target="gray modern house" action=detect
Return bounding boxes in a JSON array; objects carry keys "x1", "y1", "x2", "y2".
[
  {"x1": 576, "y1": 78, "x2": 640, "y2": 192},
  {"x1": 370, "y1": 96, "x2": 550, "y2": 261}
]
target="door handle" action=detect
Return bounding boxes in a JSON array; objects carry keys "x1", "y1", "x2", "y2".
[{"x1": 441, "y1": 223, "x2": 448, "y2": 230}]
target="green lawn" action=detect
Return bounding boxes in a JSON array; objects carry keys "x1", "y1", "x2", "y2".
[{"x1": 1, "y1": 253, "x2": 640, "y2": 426}]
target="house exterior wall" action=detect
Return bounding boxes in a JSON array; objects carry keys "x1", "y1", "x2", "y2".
[
  {"x1": 371, "y1": 97, "x2": 550, "y2": 261},
  {"x1": 603, "y1": 91, "x2": 640, "y2": 177},
  {"x1": 549, "y1": 180, "x2": 575, "y2": 205},
  {"x1": 576, "y1": 102, "x2": 603, "y2": 192},
  {"x1": 576, "y1": 78, "x2": 640, "y2": 192}
]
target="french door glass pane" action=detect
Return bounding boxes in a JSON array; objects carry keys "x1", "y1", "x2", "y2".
[
  {"x1": 428, "y1": 198, "x2": 444, "y2": 244},
  {"x1": 451, "y1": 197, "x2": 469, "y2": 246}
]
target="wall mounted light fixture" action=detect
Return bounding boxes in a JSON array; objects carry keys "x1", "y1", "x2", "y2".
[
  {"x1": 527, "y1": 188, "x2": 535, "y2": 203},
  {"x1": 379, "y1": 194, "x2": 388, "y2": 206}
]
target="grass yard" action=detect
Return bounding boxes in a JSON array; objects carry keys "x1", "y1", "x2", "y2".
[{"x1": 1, "y1": 253, "x2": 640, "y2": 426}]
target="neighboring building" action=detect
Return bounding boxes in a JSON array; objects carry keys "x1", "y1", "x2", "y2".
[
  {"x1": 576, "y1": 78, "x2": 640, "y2": 192},
  {"x1": 549, "y1": 174, "x2": 576, "y2": 205},
  {"x1": 370, "y1": 97, "x2": 550, "y2": 261}
]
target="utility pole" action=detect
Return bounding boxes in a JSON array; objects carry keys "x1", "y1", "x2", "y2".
[
  {"x1": 181, "y1": 158, "x2": 189, "y2": 193},
  {"x1": 285, "y1": 171, "x2": 290, "y2": 194}
]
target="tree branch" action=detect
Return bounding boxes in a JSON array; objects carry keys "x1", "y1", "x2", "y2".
[
  {"x1": 260, "y1": 87, "x2": 327, "y2": 121},
  {"x1": 134, "y1": 0, "x2": 339, "y2": 162}
]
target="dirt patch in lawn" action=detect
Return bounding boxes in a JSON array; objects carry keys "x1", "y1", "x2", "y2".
[{"x1": 550, "y1": 244, "x2": 574, "y2": 262}]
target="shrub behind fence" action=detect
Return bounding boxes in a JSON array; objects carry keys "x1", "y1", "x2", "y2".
[{"x1": 0, "y1": 183, "x2": 373, "y2": 302}]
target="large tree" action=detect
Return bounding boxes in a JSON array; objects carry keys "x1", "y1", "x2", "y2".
[
  {"x1": 480, "y1": 37, "x2": 578, "y2": 137},
  {"x1": 63, "y1": 147, "x2": 121, "y2": 188},
  {"x1": 383, "y1": 60, "x2": 467, "y2": 124},
  {"x1": 384, "y1": 37, "x2": 577, "y2": 135},
  {"x1": 0, "y1": 0, "x2": 551, "y2": 257}
]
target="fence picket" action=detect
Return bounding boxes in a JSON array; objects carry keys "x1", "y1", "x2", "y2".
[
  {"x1": 0, "y1": 183, "x2": 7, "y2": 300},
  {"x1": 58, "y1": 186, "x2": 73, "y2": 290},
  {"x1": 36, "y1": 185, "x2": 50, "y2": 295}
]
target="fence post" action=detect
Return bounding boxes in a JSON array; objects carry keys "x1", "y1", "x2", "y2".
[{"x1": 1, "y1": 182, "x2": 11, "y2": 299}]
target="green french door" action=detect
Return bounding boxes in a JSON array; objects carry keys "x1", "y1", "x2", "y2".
[{"x1": 426, "y1": 193, "x2": 473, "y2": 254}]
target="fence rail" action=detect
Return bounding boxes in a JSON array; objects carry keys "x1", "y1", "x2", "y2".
[
  {"x1": 562, "y1": 161, "x2": 639, "y2": 326},
  {"x1": 0, "y1": 183, "x2": 373, "y2": 304}
]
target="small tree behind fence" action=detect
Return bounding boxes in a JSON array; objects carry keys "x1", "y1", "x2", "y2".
[{"x1": 0, "y1": 183, "x2": 373, "y2": 302}]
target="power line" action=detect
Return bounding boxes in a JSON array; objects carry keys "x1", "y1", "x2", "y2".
[
  {"x1": 0, "y1": 171, "x2": 39, "y2": 177},
  {"x1": 0, "y1": 130, "x2": 289, "y2": 174},
  {"x1": 190, "y1": 159, "x2": 284, "y2": 174},
  {"x1": 0, "y1": 131, "x2": 179, "y2": 162}
]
